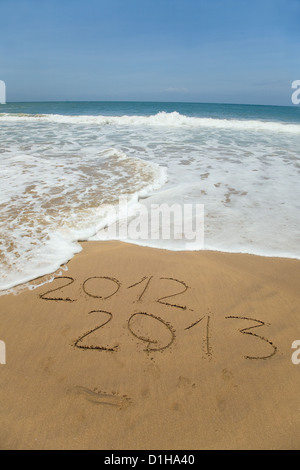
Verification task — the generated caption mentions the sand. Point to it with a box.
[0,241,300,450]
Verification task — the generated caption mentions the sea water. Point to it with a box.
[0,101,300,292]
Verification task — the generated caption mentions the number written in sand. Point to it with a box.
[39,274,191,306]
[185,315,212,359]
[39,274,278,360]
[73,310,277,360]
[156,277,189,311]
[127,276,154,302]
[226,316,277,360]
[83,277,121,300]
[128,312,176,352]
[39,277,76,302]
[127,275,190,309]
[74,310,176,353]
[74,310,119,352]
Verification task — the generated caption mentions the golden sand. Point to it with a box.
[0,241,300,449]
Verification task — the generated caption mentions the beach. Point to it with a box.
[1,101,300,450]
[1,241,300,450]
[1,0,300,452]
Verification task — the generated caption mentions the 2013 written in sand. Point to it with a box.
[39,274,279,361]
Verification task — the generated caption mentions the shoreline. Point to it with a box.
[2,241,300,298]
[1,241,300,449]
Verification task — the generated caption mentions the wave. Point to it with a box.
[1,111,300,134]
[0,148,168,293]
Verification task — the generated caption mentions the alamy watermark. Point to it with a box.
[0,80,6,104]
[0,341,6,365]
[291,80,300,105]
[95,197,205,249]
[291,341,300,365]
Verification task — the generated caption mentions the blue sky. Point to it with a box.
[0,0,299,105]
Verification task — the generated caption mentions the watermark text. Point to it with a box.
[0,80,6,104]
[291,340,300,365]
[95,197,204,250]
[292,80,300,105]
[0,340,6,365]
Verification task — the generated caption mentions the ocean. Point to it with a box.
[1,101,300,292]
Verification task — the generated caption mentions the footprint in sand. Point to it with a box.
[73,386,132,409]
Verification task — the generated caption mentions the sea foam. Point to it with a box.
[1,111,300,133]
[0,108,300,292]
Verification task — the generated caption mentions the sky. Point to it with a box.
[0,0,299,105]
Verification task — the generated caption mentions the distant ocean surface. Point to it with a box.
[1,101,300,292]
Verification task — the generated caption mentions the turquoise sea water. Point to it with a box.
[0,101,300,292]
[2,100,300,122]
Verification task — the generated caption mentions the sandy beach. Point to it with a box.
[0,241,300,450]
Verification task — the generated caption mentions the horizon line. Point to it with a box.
[1,100,297,109]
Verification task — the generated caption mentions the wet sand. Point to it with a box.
[0,241,300,450]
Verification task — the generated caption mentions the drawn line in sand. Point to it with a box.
[74,311,119,352]
[128,276,153,302]
[226,316,277,360]
[185,315,212,359]
[74,387,131,409]
[128,312,176,352]
[184,317,205,331]
[39,277,77,302]
[156,278,189,310]
[83,276,121,300]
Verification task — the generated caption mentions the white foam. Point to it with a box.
[1,111,300,293]
[0,145,168,292]
[1,111,300,134]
